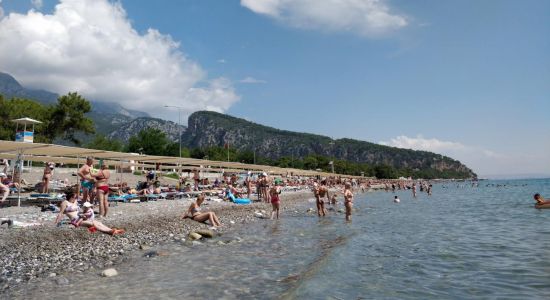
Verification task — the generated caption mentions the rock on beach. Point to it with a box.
[101,268,118,277]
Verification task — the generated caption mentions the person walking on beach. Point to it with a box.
[78,157,95,203]
[270,182,281,219]
[0,173,9,204]
[1,159,9,174]
[314,180,329,217]
[344,182,354,221]
[193,168,200,191]
[41,162,55,193]
[245,171,252,199]
[93,161,110,219]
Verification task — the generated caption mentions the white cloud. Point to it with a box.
[239,76,267,84]
[240,0,407,37]
[31,0,43,9]
[217,58,227,64]
[377,135,544,178]
[0,0,239,120]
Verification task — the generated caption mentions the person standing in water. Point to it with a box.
[269,182,281,219]
[344,182,354,221]
[412,183,417,198]
[314,180,329,217]
[427,184,433,196]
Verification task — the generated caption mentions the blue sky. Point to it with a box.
[0,0,548,177]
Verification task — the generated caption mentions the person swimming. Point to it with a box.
[534,193,550,206]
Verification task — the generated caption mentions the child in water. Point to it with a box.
[394,196,400,203]
[330,194,337,205]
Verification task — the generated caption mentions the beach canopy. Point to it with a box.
[10,117,43,125]
[0,139,366,179]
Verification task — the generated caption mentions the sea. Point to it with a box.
[16,179,550,299]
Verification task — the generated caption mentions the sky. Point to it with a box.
[0,0,548,178]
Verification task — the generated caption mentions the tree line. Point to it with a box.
[0,94,468,179]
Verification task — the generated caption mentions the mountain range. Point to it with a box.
[0,72,476,178]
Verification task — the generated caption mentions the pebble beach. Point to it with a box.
[0,187,314,296]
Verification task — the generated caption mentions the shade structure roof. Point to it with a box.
[10,117,43,125]
[0,140,364,179]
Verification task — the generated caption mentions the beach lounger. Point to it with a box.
[139,194,160,202]
[108,196,127,205]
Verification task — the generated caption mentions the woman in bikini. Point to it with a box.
[182,194,222,227]
[54,189,124,235]
[269,182,281,220]
[93,161,110,218]
[42,162,55,193]
[344,182,354,221]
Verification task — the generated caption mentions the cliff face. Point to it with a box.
[108,117,186,143]
[182,111,476,178]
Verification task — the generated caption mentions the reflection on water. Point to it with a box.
[15,179,550,299]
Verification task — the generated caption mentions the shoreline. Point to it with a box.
[0,190,318,294]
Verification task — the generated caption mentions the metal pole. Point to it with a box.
[17,149,22,207]
[178,108,182,158]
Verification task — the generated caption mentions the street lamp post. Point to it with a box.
[328,140,335,173]
[164,105,183,158]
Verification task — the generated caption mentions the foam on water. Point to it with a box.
[15,179,550,299]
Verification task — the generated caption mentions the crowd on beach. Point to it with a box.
[3,155,548,237]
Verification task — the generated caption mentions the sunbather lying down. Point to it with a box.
[182,194,222,227]
[55,189,124,235]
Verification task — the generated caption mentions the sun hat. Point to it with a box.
[0,173,6,177]
[262,172,267,176]
[83,202,93,208]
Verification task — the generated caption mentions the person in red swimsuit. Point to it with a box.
[93,161,110,219]
[269,182,281,220]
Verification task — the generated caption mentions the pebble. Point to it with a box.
[195,229,214,238]
[48,273,56,277]
[254,212,264,218]
[101,268,118,277]
[55,277,69,285]
[188,232,202,240]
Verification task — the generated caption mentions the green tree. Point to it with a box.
[127,128,170,155]
[43,92,95,144]
[303,155,318,170]
[0,96,50,142]
[85,135,123,151]
[374,164,397,179]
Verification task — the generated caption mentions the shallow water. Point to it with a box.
[14,179,550,299]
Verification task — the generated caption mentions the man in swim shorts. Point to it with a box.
[78,157,95,203]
